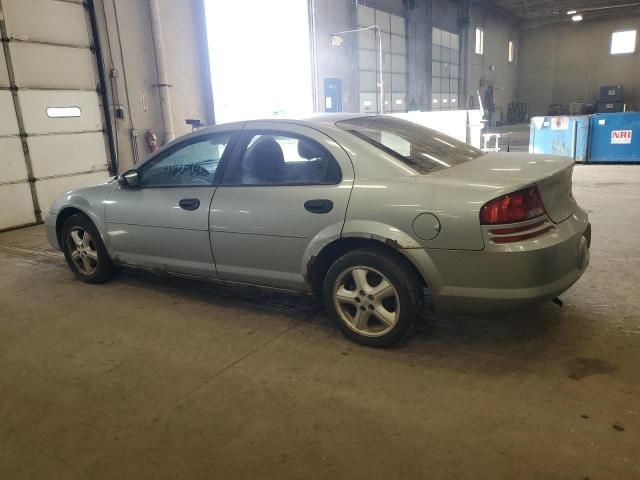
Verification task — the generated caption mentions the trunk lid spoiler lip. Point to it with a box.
[430,152,575,183]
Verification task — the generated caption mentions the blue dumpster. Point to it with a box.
[588,112,640,163]
[529,115,590,162]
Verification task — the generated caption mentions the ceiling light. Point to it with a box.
[571,14,583,21]
[567,10,577,14]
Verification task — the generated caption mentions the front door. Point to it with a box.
[105,128,239,277]
[209,122,354,290]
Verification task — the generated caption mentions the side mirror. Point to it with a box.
[117,169,140,188]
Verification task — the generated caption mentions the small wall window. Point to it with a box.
[508,40,514,62]
[611,30,637,55]
[475,27,484,55]
[47,107,81,118]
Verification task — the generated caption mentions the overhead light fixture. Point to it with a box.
[572,14,583,21]
[567,10,577,14]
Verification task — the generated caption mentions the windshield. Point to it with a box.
[336,116,484,174]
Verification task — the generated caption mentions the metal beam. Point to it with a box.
[488,0,640,21]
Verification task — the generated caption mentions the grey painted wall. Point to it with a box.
[465,4,519,123]
[94,0,212,171]
[518,16,640,117]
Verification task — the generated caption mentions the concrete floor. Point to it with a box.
[1,166,639,479]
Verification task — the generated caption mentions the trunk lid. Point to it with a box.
[434,152,577,223]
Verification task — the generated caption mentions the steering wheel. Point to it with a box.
[189,164,210,177]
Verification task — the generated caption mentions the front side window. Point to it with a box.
[337,116,484,174]
[223,132,341,186]
[139,133,233,187]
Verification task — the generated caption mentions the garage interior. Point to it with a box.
[1,0,639,478]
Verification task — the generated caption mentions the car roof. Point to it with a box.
[195,113,374,134]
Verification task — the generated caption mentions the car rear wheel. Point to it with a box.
[61,213,118,284]
[323,247,423,347]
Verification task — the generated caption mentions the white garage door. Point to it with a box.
[0,0,111,230]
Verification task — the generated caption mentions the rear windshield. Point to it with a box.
[336,116,484,174]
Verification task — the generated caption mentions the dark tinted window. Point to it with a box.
[224,133,341,186]
[336,116,484,174]
[139,133,233,187]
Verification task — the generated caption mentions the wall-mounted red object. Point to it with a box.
[145,130,158,153]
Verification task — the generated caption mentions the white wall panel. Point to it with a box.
[391,34,406,55]
[390,15,405,36]
[391,54,406,73]
[381,32,391,52]
[0,92,19,136]
[376,11,391,32]
[392,73,406,90]
[18,90,103,134]
[28,132,108,178]
[0,184,36,230]
[9,43,95,90]
[35,171,109,215]
[358,29,376,50]
[358,50,377,71]
[359,92,377,113]
[356,5,375,26]
[3,0,90,47]
[0,47,9,87]
[0,138,29,183]
[359,71,377,91]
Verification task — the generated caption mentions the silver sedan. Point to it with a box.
[45,114,591,347]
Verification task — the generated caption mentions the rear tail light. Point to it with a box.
[481,187,550,243]
[480,186,546,225]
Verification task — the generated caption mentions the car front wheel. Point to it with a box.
[323,247,424,347]
[61,213,118,284]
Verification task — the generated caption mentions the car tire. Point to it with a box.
[323,247,424,347]
[61,213,118,284]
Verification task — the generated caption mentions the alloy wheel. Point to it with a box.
[67,227,98,276]
[333,265,400,337]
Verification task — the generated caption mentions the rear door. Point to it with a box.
[209,123,354,290]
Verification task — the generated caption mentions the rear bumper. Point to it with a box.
[404,209,590,314]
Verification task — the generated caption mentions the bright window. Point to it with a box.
[205,0,313,122]
[508,40,514,62]
[47,107,81,118]
[475,27,484,55]
[611,30,636,55]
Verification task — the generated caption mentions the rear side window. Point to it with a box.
[336,116,484,174]
[223,132,342,186]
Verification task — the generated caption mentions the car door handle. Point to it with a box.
[304,199,333,214]
[179,198,200,211]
